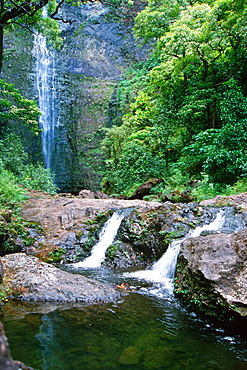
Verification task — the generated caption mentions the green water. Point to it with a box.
[2,267,247,370]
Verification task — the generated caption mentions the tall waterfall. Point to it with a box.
[125,211,225,290]
[33,33,56,168]
[74,210,129,268]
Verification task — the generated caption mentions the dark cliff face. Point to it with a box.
[3,1,147,192]
[2,29,42,163]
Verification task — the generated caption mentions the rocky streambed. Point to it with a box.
[1,190,247,323]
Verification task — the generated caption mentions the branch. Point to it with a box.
[170,53,181,59]
[50,0,65,18]
[30,0,48,15]
[7,20,36,33]
[50,0,102,24]
[50,0,76,25]
[215,59,245,87]
[1,0,48,23]
[9,0,32,16]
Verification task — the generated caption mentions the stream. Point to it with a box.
[2,208,247,369]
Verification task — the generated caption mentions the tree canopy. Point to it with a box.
[102,0,247,199]
[0,78,40,134]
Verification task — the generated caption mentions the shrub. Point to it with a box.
[18,163,58,194]
[0,165,26,209]
[0,132,58,194]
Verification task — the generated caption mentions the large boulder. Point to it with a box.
[175,228,247,321]
[128,179,164,200]
[0,253,120,303]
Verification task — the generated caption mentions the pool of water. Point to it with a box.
[2,266,247,370]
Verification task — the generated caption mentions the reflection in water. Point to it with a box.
[4,293,247,370]
[36,315,61,370]
[3,208,247,369]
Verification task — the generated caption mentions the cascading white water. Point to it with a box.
[33,32,56,168]
[125,211,225,290]
[74,210,127,268]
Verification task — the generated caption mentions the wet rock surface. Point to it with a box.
[20,191,246,269]
[105,204,244,268]
[3,190,245,321]
[175,228,247,319]
[20,191,167,264]
[0,321,35,369]
[1,253,120,303]
[199,191,247,211]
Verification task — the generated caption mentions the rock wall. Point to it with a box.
[2,28,42,163]
[175,227,247,322]
[2,1,147,192]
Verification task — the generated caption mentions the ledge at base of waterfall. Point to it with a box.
[1,253,120,304]
[17,190,247,321]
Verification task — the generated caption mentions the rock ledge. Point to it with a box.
[1,253,120,303]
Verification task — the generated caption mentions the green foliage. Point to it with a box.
[0,79,40,134]
[133,0,180,42]
[0,133,58,194]
[19,163,58,194]
[227,177,247,195]
[0,172,32,256]
[183,80,247,184]
[190,174,228,201]
[101,0,247,198]
[0,165,27,209]
[35,12,63,49]
[0,285,10,302]
[159,167,190,195]
[106,244,119,260]
[0,133,57,258]
[44,247,66,263]
[103,141,167,195]
[0,132,28,175]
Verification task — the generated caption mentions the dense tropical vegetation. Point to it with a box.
[0,79,57,199]
[102,0,247,200]
[1,0,247,207]
[0,80,57,254]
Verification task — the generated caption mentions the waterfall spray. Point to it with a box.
[124,211,226,292]
[33,33,56,168]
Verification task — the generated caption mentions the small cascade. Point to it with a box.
[33,32,56,169]
[125,211,225,290]
[74,210,128,268]
[152,210,225,280]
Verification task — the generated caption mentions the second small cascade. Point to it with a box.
[125,211,226,289]
[33,33,56,169]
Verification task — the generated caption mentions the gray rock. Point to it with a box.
[1,253,120,303]
[175,228,247,319]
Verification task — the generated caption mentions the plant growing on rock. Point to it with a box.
[43,247,66,263]
[105,244,119,260]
